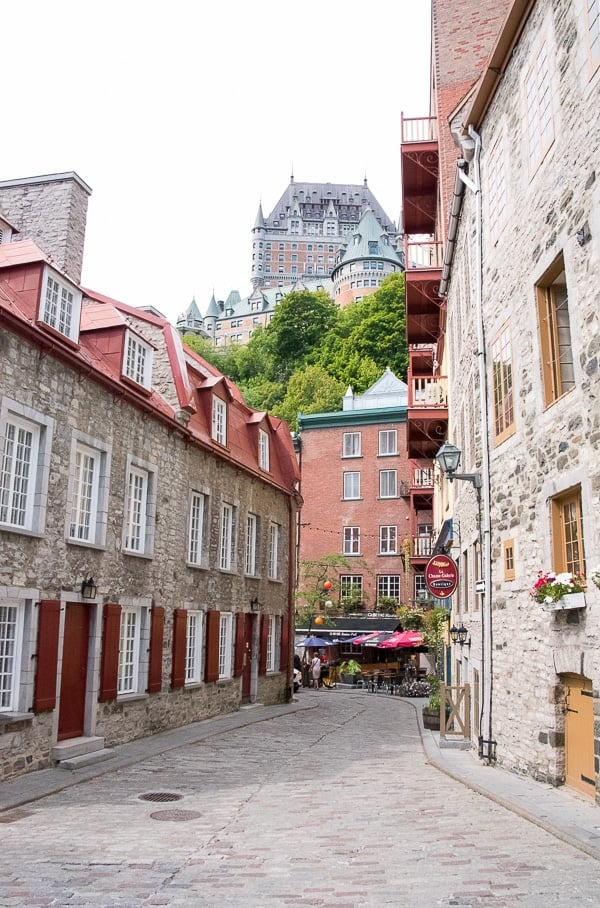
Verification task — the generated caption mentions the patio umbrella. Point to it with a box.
[362,631,396,647]
[348,631,384,645]
[377,630,424,648]
[296,635,332,647]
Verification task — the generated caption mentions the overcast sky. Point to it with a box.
[3,1,431,325]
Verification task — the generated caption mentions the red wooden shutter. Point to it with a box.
[99,604,121,702]
[280,614,290,673]
[204,609,220,682]
[234,613,245,677]
[147,606,164,693]
[33,599,61,712]
[259,614,269,675]
[171,608,187,689]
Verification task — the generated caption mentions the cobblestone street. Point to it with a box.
[1,690,599,906]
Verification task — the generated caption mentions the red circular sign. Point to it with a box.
[425,554,458,598]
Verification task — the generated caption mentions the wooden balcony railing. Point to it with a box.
[410,376,448,407]
[413,536,433,558]
[401,114,438,144]
[405,239,444,270]
[412,468,434,488]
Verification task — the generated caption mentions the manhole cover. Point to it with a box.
[138,791,183,803]
[150,809,201,822]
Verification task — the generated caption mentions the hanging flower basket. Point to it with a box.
[530,571,587,611]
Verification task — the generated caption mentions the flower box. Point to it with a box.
[541,591,587,612]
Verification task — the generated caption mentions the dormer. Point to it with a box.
[39,266,83,344]
[122,328,153,391]
[0,211,17,244]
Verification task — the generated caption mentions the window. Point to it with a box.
[185,611,203,683]
[123,462,155,556]
[342,432,361,458]
[537,254,574,406]
[268,522,281,580]
[343,472,360,499]
[212,395,227,445]
[218,612,233,678]
[67,439,110,546]
[259,429,270,471]
[117,605,150,694]
[219,502,236,570]
[379,470,397,498]
[551,487,586,576]
[0,602,23,711]
[491,324,515,442]
[343,526,360,555]
[39,268,82,342]
[340,575,362,607]
[415,574,428,600]
[123,330,153,389]
[0,402,53,535]
[246,513,258,575]
[266,617,277,672]
[588,0,599,69]
[188,491,207,566]
[378,430,397,455]
[487,136,507,238]
[503,539,515,581]
[525,44,554,169]
[379,526,397,555]
[378,575,400,604]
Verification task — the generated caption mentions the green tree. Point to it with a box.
[276,365,346,431]
[265,290,339,380]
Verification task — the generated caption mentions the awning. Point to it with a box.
[432,518,453,555]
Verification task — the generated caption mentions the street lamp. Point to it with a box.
[450,623,471,647]
[435,441,482,488]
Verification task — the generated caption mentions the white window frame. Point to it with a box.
[525,41,554,170]
[258,429,270,471]
[39,266,82,343]
[340,575,363,604]
[266,616,277,673]
[487,135,507,240]
[123,329,153,390]
[0,400,54,536]
[378,430,397,456]
[343,471,360,500]
[587,0,599,71]
[342,432,361,458]
[246,513,258,576]
[218,612,233,678]
[415,575,428,599]
[379,525,398,555]
[377,575,400,603]
[185,611,204,684]
[0,600,24,712]
[379,470,397,498]
[122,456,156,557]
[66,434,111,547]
[212,395,227,445]
[343,526,360,555]
[268,522,281,580]
[219,502,236,571]
[117,602,150,696]
[188,491,208,567]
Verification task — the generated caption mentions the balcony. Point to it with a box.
[407,375,448,460]
[405,237,444,344]
[412,535,433,559]
[401,114,439,236]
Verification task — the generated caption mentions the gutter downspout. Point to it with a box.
[467,124,494,764]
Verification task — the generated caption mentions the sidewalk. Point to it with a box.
[2,692,600,864]
[411,699,600,862]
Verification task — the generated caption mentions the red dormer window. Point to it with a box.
[40,267,82,343]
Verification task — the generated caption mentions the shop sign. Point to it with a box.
[425,554,458,598]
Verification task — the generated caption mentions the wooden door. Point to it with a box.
[242,613,254,699]
[57,603,90,740]
[565,674,595,797]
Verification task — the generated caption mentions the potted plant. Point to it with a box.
[530,570,587,610]
[339,659,362,685]
[422,674,441,730]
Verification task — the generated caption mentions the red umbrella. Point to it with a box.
[377,630,424,648]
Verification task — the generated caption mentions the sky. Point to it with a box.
[2,1,431,326]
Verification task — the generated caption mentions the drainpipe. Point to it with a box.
[467,125,494,763]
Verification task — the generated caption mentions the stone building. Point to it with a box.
[402,0,600,797]
[296,368,434,613]
[176,179,401,347]
[0,174,300,780]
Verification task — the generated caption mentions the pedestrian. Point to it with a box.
[311,653,322,689]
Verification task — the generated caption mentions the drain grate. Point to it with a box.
[150,809,201,822]
[138,791,183,803]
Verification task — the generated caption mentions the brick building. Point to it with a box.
[296,368,434,614]
[402,0,600,796]
[0,173,300,780]
[176,179,401,347]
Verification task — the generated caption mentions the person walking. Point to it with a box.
[310,653,322,689]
